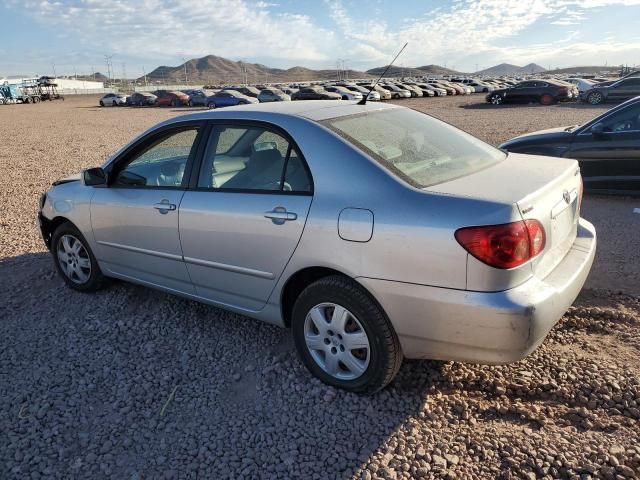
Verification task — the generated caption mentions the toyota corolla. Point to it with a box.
[38,101,596,393]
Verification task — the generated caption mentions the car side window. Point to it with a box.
[113,128,199,188]
[600,104,640,132]
[198,125,312,193]
[620,79,640,88]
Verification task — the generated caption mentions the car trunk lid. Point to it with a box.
[425,152,581,278]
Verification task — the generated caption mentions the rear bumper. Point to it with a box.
[358,218,596,364]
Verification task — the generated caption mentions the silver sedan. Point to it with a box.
[38,101,596,393]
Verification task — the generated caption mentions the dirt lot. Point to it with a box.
[1,95,638,479]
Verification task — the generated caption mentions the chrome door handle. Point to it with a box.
[153,202,176,213]
[265,207,297,224]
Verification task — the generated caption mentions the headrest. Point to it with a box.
[248,148,282,166]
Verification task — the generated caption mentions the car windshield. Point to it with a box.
[321,108,505,188]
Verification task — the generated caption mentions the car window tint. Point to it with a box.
[322,108,505,188]
[114,128,198,188]
[199,126,302,192]
[600,104,640,132]
[621,79,640,87]
[284,149,312,193]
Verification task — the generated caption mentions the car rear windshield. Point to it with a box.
[320,108,505,188]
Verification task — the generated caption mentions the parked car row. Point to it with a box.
[99,76,495,110]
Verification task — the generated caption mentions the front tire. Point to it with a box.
[587,91,604,105]
[292,276,402,394]
[51,222,106,292]
[99,100,104,107]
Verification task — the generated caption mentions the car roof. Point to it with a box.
[165,100,398,122]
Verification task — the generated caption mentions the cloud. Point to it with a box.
[10,0,336,64]
[323,0,640,70]
[4,0,640,73]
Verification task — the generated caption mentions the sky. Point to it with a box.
[1,0,640,78]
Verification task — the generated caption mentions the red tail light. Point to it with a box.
[455,220,546,269]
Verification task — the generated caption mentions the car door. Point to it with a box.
[508,82,533,103]
[179,122,313,312]
[91,122,204,292]
[611,78,640,101]
[567,102,640,192]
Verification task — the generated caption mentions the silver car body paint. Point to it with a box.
[41,101,596,363]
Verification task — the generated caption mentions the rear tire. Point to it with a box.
[539,94,555,105]
[51,222,107,292]
[99,100,104,107]
[587,91,604,105]
[291,275,403,394]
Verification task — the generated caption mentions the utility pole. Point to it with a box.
[52,63,57,78]
[122,63,127,88]
[182,57,188,85]
[104,55,114,86]
[143,66,147,86]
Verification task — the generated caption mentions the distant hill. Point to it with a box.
[416,64,463,75]
[474,63,546,76]
[142,55,371,84]
[365,64,462,77]
[366,65,429,77]
[75,72,109,82]
[543,65,621,75]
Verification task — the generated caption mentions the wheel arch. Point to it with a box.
[40,215,77,250]
[280,266,380,328]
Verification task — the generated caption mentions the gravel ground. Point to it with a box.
[1,95,638,479]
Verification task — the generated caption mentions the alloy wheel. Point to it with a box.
[303,303,370,381]
[491,94,503,105]
[56,234,91,284]
[588,92,603,105]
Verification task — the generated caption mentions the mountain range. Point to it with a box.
[75,55,619,86]
[142,55,371,84]
[140,55,465,83]
[473,63,546,76]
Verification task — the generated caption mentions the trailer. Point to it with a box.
[37,76,64,101]
[19,82,42,103]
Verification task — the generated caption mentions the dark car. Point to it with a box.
[500,96,640,194]
[487,80,578,105]
[581,77,640,105]
[154,90,190,107]
[291,86,341,101]
[205,90,258,108]
[126,92,157,106]
[183,89,216,107]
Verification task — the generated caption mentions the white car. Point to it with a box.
[566,78,597,94]
[99,93,128,107]
[342,84,381,101]
[324,86,363,101]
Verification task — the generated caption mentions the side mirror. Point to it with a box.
[590,123,607,137]
[83,167,107,186]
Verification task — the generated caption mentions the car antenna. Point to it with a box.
[358,42,408,105]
